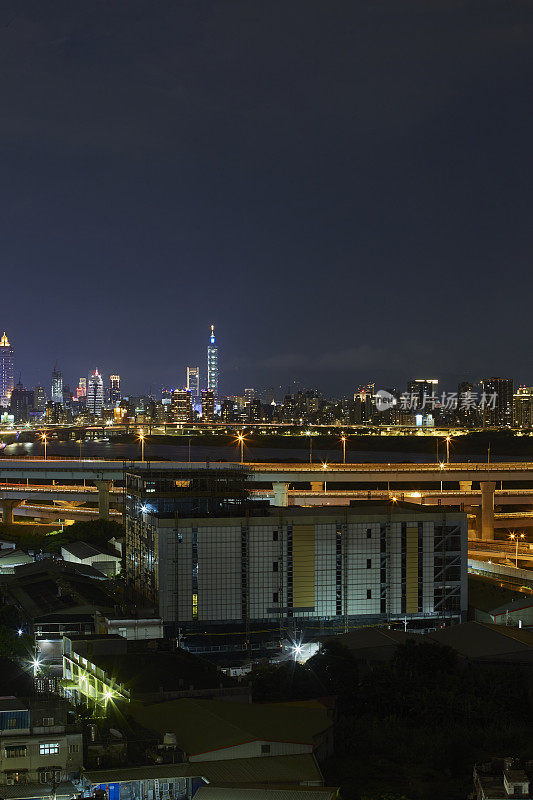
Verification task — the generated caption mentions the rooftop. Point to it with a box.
[62,541,120,560]
[127,699,332,756]
[85,753,323,786]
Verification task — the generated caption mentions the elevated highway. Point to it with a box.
[1,458,533,483]
[1,458,533,537]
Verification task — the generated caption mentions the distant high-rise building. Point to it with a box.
[51,364,63,404]
[207,324,218,398]
[407,378,438,409]
[9,378,33,423]
[76,377,87,400]
[480,377,514,427]
[171,389,193,424]
[0,332,14,407]
[109,375,121,404]
[33,384,46,412]
[87,369,104,417]
[187,366,200,398]
[514,387,533,429]
[201,389,214,423]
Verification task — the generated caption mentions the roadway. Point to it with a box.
[2,458,533,484]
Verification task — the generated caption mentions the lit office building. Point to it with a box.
[9,379,33,423]
[76,377,87,400]
[51,364,63,404]
[480,377,514,427]
[207,324,218,398]
[407,378,438,409]
[87,369,104,417]
[109,374,121,404]
[171,389,193,423]
[0,332,14,407]
[201,389,214,423]
[514,387,533,428]
[33,384,47,412]
[125,467,467,652]
[187,366,200,398]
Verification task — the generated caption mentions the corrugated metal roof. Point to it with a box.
[84,753,323,785]
[194,788,337,800]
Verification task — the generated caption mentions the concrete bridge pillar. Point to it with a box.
[460,481,473,492]
[1,500,22,524]
[474,508,482,539]
[480,481,496,541]
[310,482,323,493]
[272,482,289,507]
[95,481,113,519]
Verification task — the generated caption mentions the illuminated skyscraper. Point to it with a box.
[0,332,14,407]
[76,377,87,400]
[201,389,214,423]
[87,369,104,417]
[171,389,193,423]
[109,375,121,404]
[33,384,46,412]
[480,377,514,427]
[207,324,218,398]
[51,364,63,403]
[187,366,200,397]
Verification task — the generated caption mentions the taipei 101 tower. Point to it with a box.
[207,324,218,399]
[0,332,14,407]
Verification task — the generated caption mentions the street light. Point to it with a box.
[40,432,47,461]
[509,531,526,568]
[322,462,328,493]
[237,432,245,464]
[439,461,445,492]
[138,430,145,462]
[445,435,452,464]
[341,435,346,465]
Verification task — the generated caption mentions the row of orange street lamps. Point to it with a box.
[38,430,453,467]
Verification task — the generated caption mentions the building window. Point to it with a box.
[39,743,60,756]
[39,770,61,784]
[68,744,79,754]
[261,744,271,754]
[272,592,279,603]
[366,528,372,539]
[5,746,27,758]
[6,718,18,729]
[272,530,278,541]
[6,772,25,784]
[366,589,372,599]
[42,717,54,727]
[366,559,372,569]
[272,561,278,572]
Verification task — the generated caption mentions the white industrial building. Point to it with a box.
[125,469,467,651]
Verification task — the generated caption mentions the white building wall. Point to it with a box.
[176,526,193,623]
[423,521,435,613]
[188,739,313,762]
[315,523,335,617]
[345,523,380,616]
[388,522,403,616]
[198,525,241,621]
[249,523,280,619]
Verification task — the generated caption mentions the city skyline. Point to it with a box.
[3,324,533,402]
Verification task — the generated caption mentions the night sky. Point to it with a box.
[2,1,533,397]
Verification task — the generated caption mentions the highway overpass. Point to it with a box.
[1,458,533,536]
